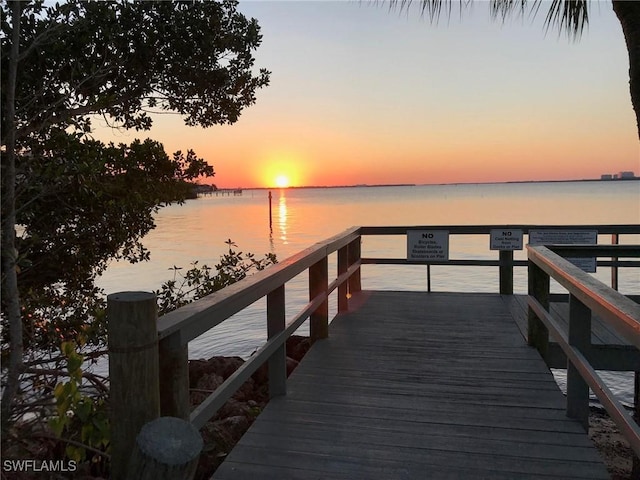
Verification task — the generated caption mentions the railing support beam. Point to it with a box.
[348,237,362,294]
[310,257,329,342]
[159,333,190,420]
[567,294,592,430]
[338,245,349,312]
[499,250,514,295]
[611,233,619,291]
[267,285,287,398]
[528,261,550,354]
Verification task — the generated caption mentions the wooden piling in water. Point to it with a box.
[268,190,272,231]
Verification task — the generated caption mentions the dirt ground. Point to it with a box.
[589,407,636,480]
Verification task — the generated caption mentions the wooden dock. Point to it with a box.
[107,225,638,477]
[213,291,610,479]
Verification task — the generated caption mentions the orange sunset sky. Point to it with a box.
[94,1,639,188]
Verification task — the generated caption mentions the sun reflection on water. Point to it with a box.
[278,191,288,244]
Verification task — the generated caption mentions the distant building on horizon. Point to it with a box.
[600,171,636,180]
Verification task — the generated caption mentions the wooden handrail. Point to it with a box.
[528,245,640,348]
[527,244,640,457]
[157,226,361,343]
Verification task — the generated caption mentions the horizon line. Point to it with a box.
[210,176,639,191]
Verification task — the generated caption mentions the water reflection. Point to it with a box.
[278,191,288,244]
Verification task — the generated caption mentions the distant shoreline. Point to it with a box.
[216,177,639,191]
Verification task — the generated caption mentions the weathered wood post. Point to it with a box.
[527,261,550,354]
[499,250,514,295]
[611,233,619,291]
[310,256,329,343]
[337,245,349,313]
[267,285,286,398]
[108,291,160,480]
[127,416,203,480]
[347,237,362,294]
[566,294,591,430]
[159,333,190,420]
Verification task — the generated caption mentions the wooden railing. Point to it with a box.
[527,244,640,457]
[107,224,639,476]
[359,224,640,294]
[107,227,362,478]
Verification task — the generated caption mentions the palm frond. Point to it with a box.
[490,0,589,39]
[543,0,589,40]
[384,0,589,39]
[386,1,466,23]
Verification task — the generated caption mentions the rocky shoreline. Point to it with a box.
[190,335,636,479]
[589,406,635,479]
[189,335,312,479]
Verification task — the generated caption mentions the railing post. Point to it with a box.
[267,285,286,398]
[338,245,349,312]
[499,250,514,295]
[108,291,160,480]
[567,294,592,430]
[527,261,550,354]
[612,233,619,291]
[159,332,190,420]
[310,256,329,343]
[348,236,362,294]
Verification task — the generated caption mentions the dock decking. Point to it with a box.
[213,291,610,479]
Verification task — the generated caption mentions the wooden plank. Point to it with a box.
[219,443,606,479]
[258,397,592,436]
[213,291,609,480]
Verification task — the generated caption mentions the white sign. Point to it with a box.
[490,229,523,251]
[407,230,449,261]
[528,230,598,272]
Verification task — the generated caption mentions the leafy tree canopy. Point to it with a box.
[12,132,215,350]
[0,0,270,353]
[1,0,270,141]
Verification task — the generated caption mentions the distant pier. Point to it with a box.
[214,188,242,197]
[194,185,243,197]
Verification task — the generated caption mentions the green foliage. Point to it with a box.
[6,132,213,352]
[0,0,270,354]
[157,240,277,315]
[49,341,109,466]
[1,0,270,138]
[0,0,271,437]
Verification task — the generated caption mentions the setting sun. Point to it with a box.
[275,175,290,188]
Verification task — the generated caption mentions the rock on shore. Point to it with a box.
[189,335,311,479]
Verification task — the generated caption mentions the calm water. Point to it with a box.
[97,181,640,403]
